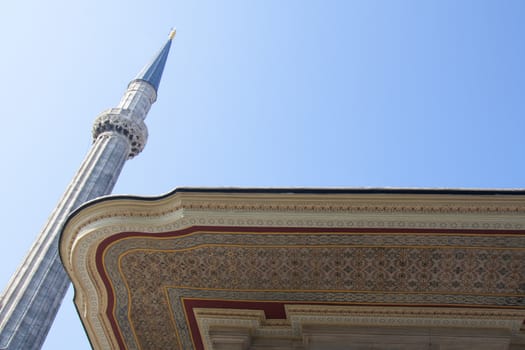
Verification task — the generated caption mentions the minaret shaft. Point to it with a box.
[0,134,130,349]
[0,32,174,349]
[118,80,157,121]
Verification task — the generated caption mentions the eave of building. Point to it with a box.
[59,188,525,350]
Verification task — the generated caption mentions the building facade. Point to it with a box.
[60,188,525,349]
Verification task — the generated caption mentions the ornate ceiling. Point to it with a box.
[60,189,525,349]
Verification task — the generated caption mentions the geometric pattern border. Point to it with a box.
[96,226,525,349]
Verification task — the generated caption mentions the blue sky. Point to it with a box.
[0,0,524,348]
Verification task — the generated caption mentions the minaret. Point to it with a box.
[0,30,175,350]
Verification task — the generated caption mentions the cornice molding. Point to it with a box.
[59,190,525,350]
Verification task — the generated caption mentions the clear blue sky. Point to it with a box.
[0,0,524,348]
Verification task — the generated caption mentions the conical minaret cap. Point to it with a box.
[133,29,176,92]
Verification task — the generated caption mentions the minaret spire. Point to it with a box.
[134,28,176,93]
[0,31,174,350]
